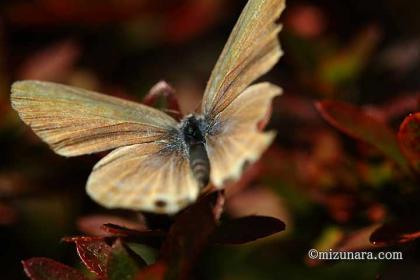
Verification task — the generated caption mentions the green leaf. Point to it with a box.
[126,242,159,266]
[107,239,143,280]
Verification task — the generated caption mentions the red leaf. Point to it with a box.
[101,223,165,248]
[17,40,79,81]
[142,81,182,120]
[22,258,87,280]
[165,0,221,43]
[370,220,420,246]
[63,237,111,278]
[306,225,383,266]
[315,100,409,171]
[77,214,147,237]
[101,223,150,237]
[134,261,167,280]
[211,215,285,245]
[398,113,420,173]
[335,225,383,252]
[160,191,224,279]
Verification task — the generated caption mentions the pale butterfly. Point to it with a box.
[11,0,285,214]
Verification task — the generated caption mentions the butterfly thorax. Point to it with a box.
[180,114,210,189]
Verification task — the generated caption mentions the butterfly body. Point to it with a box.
[11,0,286,214]
[180,114,211,188]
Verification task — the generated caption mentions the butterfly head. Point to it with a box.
[181,114,207,145]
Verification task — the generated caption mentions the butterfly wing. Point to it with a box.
[86,142,199,214]
[12,80,199,213]
[206,82,281,187]
[202,0,285,118]
[202,0,285,187]
[11,80,177,156]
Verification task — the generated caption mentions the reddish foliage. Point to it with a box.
[0,202,18,225]
[307,225,384,266]
[370,220,420,245]
[101,223,154,237]
[22,191,286,280]
[159,191,223,279]
[17,40,80,82]
[22,258,87,280]
[398,113,420,173]
[211,215,285,245]
[286,4,326,39]
[142,81,183,120]
[315,100,409,171]
[6,1,149,26]
[134,261,167,280]
[77,214,147,237]
[63,237,111,278]
[101,223,165,248]
[165,0,221,43]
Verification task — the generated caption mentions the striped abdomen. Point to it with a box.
[188,143,210,188]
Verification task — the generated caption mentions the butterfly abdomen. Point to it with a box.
[189,143,210,188]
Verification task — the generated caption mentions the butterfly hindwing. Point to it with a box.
[11,80,177,156]
[86,142,199,214]
[206,82,281,187]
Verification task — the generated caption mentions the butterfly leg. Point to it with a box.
[143,80,183,120]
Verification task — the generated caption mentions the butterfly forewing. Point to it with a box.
[11,80,197,213]
[202,0,285,118]
[11,80,177,156]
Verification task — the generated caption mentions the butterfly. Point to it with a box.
[11,0,285,214]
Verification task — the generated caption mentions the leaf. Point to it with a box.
[315,100,409,172]
[63,236,111,278]
[210,215,285,245]
[101,223,165,248]
[17,40,79,81]
[22,258,87,280]
[77,214,147,236]
[160,191,224,279]
[142,81,182,120]
[335,225,383,252]
[101,223,160,237]
[226,186,289,221]
[127,243,159,266]
[107,239,143,280]
[307,225,383,266]
[370,219,420,246]
[318,26,380,86]
[398,113,420,173]
[134,261,167,280]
